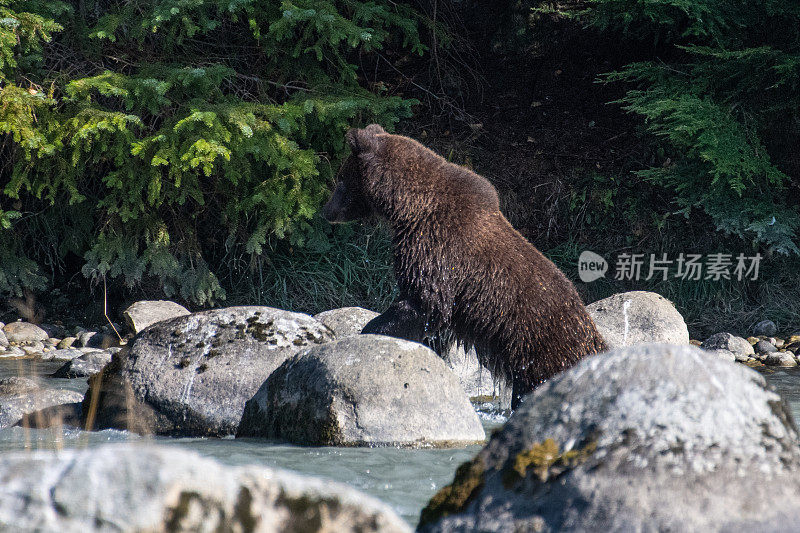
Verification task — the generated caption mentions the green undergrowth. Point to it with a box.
[220,222,396,315]
[532,0,800,255]
[219,218,800,339]
[547,239,800,340]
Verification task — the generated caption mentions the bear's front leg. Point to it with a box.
[361,299,427,343]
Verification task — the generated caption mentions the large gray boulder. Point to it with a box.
[418,344,800,532]
[314,306,379,337]
[314,307,510,406]
[0,444,410,533]
[123,299,191,334]
[2,321,48,344]
[587,291,689,348]
[0,377,84,429]
[238,335,485,447]
[82,306,335,436]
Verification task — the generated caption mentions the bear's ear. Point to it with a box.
[346,124,384,154]
[363,124,385,136]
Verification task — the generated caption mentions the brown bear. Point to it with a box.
[323,124,606,408]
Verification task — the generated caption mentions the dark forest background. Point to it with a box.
[1,0,798,337]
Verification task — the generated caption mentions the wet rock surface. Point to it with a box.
[52,351,113,378]
[0,377,84,429]
[313,307,510,407]
[41,348,86,362]
[443,345,511,408]
[2,322,48,344]
[587,291,689,348]
[313,306,379,337]
[82,306,335,436]
[16,402,83,429]
[419,344,800,532]
[0,444,411,533]
[238,335,486,447]
[702,332,755,357]
[123,300,191,335]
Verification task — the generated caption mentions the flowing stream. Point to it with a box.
[1,358,799,526]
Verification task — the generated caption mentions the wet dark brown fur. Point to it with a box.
[323,124,607,407]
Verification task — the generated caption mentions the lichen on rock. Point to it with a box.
[418,457,485,528]
[501,435,599,488]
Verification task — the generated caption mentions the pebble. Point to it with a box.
[754,340,778,354]
[753,320,777,337]
[701,331,800,368]
[764,352,798,367]
[57,337,76,349]
[77,331,98,347]
[701,333,754,357]
[77,331,117,349]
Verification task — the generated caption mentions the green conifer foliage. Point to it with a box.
[0,0,425,302]
[575,0,800,254]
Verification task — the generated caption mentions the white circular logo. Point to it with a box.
[578,251,607,282]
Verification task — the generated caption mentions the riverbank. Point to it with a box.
[1,294,800,529]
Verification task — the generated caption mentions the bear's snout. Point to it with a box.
[322,181,371,223]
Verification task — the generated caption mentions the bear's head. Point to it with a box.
[322,124,385,223]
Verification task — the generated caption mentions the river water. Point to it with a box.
[1,358,799,526]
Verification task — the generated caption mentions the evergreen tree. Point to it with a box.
[0,0,426,302]
[566,0,800,254]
